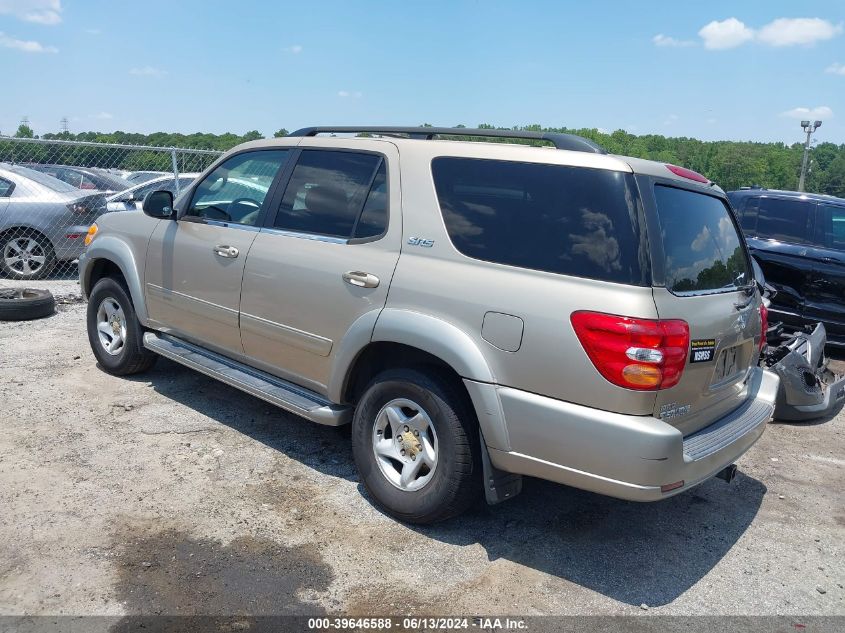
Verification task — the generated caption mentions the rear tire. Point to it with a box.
[86,277,157,375]
[351,368,480,524]
[0,231,56,280]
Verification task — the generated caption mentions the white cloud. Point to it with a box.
[284,44,303,54]
[129,66,167,77]
[85,28,101,35]
[652,33,695,47]
[698,18,755,49]
[780,105,834,120]
[91,112,113,120]
[0,0,62,25]
[825,62,845,75]
[337,90,362,98]
[0,31,57,53]
[663,114,679,126]
[757,18,842,47]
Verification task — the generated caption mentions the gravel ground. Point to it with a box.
[0,279,843,621]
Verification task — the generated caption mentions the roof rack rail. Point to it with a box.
[287,126,607,154]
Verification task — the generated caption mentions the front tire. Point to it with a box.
[86,277,157,375]
[351,368,480,524]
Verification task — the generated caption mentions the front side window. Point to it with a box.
[432,157,647,285]
[752,197,814,243]
[816,204,845,252]
[187,150,290,225]
[655,186,750,294]
[0,177,13,197]
[274,150,385,238]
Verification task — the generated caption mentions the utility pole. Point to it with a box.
[60,117,69,134]
[798,119,822,192]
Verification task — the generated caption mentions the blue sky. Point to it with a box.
[1,0,843,144]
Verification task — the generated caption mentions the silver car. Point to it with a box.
[104,174,199,213]
[79,126,779,523]
[1,163,106,279]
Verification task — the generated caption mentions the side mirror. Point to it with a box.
[142,190,174,219]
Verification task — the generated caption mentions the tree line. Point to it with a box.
[7,122,845,197]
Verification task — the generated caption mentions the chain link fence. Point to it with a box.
[0,137,223,279]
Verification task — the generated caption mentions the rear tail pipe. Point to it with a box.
[716,464,737,483]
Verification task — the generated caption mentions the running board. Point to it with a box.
[143,332,351,426]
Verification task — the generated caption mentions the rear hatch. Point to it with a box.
[648,183,764,436]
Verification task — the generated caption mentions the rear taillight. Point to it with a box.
[571,311,690,391]
[67,202,91,214]
[759,304,768,352]
[665,164,710,184]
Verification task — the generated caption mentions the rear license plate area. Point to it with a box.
[712,345,739,384]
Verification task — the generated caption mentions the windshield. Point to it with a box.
[655,185,750,294]
[8,165,78,193]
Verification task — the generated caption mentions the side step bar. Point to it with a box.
[143,332,351,426]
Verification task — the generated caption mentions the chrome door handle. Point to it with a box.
[343,271,380,288]
[214,245,239,259]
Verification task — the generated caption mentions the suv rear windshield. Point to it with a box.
[431,157,647,285]
[655,185,750,294]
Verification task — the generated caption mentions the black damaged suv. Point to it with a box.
[727,188,845,347]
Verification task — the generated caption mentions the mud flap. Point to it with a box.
[480,432,522,505]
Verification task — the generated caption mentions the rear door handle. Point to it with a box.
[343,271,380,288]
[214,245,239,259]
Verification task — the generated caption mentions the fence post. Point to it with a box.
[170,148,181,196]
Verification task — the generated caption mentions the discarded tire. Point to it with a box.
[0,288,56,321]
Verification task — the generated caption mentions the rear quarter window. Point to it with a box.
[655,185,750,294]
[431,157,647,285]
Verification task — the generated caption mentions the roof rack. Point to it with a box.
[287,126,607,154]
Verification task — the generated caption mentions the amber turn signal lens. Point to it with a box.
[621,363,662,387]
[84,224,98,246]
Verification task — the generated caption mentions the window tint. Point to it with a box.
[354,161,388,239]
[753,197,813,243]
[274,150,383,238]
[737,197,759,232]
[816,205,845,252]
[654,186,750,293]
[187,150,289,225]
[0,177,13,197]
[431,157,647,285]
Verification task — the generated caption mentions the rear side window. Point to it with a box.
[747,197,814,243]
[0,177,13,197]
[655,186,750,294]
[274,150,385,239]
[816,204,845,252]
[431,158,647,285]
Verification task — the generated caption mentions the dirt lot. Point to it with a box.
[1,279,843,621]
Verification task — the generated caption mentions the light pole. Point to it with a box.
[798,119,822,192]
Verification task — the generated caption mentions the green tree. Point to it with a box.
[273,128,290,137]
[14,124,35,138]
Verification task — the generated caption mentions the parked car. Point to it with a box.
[727,188,845,348]
[124,171,169,185]
[80,126,778,524]
[0,163,107,279]
[25,164,132,193]
[104,174,198,212]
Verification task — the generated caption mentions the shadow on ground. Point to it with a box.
[122,358,766,608]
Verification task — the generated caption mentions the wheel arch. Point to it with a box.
[0,225,57,250]
[81,236,148,323]
[331,309,510,451]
